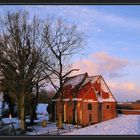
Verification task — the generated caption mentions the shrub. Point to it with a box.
[1,108,10,118]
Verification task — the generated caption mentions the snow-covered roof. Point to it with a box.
[60,73,116,103]
[97,95,115,103]
[81,76,99,86]
[64,73,87,88]
[93,77,116,103]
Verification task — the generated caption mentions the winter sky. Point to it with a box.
[0,5,140,102]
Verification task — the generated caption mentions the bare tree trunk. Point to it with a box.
[51,101,56,122]
[30,97,36,124]
[35,83,39,107]
[20,95,25,133]
[29,83,39,123]
[73,101,77,124]
[57,100,63,129]
[42,17,85,129]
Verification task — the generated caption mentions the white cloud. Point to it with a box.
[2,5,140,33]
[32,5,140,31]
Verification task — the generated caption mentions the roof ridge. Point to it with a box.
[87,75,101,78]
[68,72,88,79]
[64,73,88,82]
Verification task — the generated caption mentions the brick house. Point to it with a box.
[52,73,117,127]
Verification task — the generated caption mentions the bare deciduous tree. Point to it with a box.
[43,18,85,128]
[0,11,46,133]
[0,11,86,132]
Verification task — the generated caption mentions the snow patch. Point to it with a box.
[36,103,48,115]
[83,99,97,103]
[72,98,82,101]
[63,115,140,135]
[82,76,99,86]
[97,95,115,102]
[63,98,70,101]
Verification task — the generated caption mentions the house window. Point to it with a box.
[89,114,92,122]
[88,103,92,110]
[106,105,110,109]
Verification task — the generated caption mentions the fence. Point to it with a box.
[37,125,75,135]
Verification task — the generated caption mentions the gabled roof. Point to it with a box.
[64,72,88,88]
[81,75,100,87]
[52,73,88,101]
[52,73,116,103]
[81,75,116,103]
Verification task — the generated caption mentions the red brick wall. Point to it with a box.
[101,102,117,121]
[65,101,74,123]
[81,102,99,126]
[102,92,109,99]
[94,83,101,91]
[55,101,117,126]
[64,101,83,124]
[63,101,100,126]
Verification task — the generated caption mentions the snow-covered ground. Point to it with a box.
[63,115,140,135]
[25,122,81,135]
[25,122,58,135]
[1,99,140,136]
[24,114,140,135]
[0,102,49,135]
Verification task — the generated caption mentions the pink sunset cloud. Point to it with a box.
[72,51,128,78]
[71,51,140,101]
[92,51,128,73]
[107,81,140,102]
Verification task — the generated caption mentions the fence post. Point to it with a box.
[69,125,70,132]
[57,128,59,135]
[11,122,16,135]
[35,130,37,135]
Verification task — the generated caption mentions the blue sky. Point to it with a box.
[0,5,140,102]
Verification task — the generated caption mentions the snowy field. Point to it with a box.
[63,115,140,135]
[1,99,140,136]
[1,114,140,135]
[25,114,140,135]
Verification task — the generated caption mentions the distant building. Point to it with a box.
[52,73,117,127]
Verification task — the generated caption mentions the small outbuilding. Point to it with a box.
[52,73,117,127]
